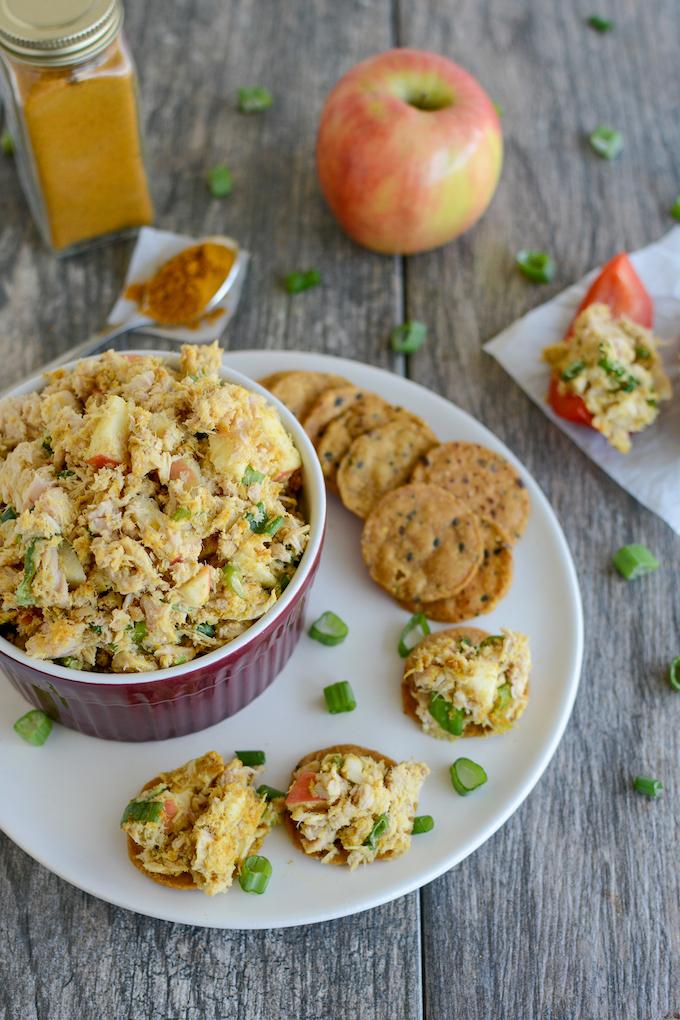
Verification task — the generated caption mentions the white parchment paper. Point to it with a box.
[484,228,680,533]
[107,227,249,342]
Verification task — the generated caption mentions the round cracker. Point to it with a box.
[401,626,492,737]
[337,419,439,519]
[284,744,403,866]
[361,483,483,602]
[125,773,196,890]
[302,385,366,446]
[266,371,349,419]
[257,371,290,391]
[411,442,530,542]
[401,519,513,623]
[316,393,394,487]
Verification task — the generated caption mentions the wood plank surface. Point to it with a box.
[1,0,679,1018]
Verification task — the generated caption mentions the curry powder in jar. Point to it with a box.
[0,0,154,255]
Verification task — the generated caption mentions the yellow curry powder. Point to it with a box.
[126,243,237,326]
[13,40,153,251]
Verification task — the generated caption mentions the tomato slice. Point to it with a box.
[549,252,653,426]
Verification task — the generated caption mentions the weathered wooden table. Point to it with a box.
[1,1,678,1017]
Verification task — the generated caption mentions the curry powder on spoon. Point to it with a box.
[126,243,237,326]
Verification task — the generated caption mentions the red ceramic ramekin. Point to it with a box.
[0,352,326,741]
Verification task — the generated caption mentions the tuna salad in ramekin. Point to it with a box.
[0,342,326,741]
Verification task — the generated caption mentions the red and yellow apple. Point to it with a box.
[316,48,502,255]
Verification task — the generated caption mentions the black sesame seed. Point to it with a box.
[334,396,344,407]
[323,452,333,461]
[406,551,414,562]
[356,461,363,469]
[399,525,405,535]
[451,518,460,526]
[480,594,490,602]
[458,542,465,552]
[433,537,440,548]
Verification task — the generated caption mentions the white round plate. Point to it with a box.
[0,351,583,929]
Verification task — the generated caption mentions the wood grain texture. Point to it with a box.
[1,0,680,1018]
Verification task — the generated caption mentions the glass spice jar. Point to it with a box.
[0,0,154,255]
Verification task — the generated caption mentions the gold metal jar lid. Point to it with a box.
[0,0,122,65]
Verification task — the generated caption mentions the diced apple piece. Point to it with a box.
[86,395,130,469]
[174,565,212,608]
[259,406,301,476]
[59,541,86,586]
[208,434,251,483]
[169,456,202,487]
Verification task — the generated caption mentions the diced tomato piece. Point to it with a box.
[164,798,177,818]
[285,771,326,806]
[548,376,594,426]
[566,252,652,336]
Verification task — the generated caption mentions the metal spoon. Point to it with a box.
[2,237,242,397]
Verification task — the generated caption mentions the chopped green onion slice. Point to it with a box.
[668,657,680,692]
[16,537,42,607]
[478,634,504,650]
[412,815,434,835]
[429,693,466,736]
[57,469,75,479]
[323,680,357,714]
[235,750,266,766]
[121,798,164,824]
[363,813,389,850]
[237,86,273,114]
[239,854,272,894]
[196,622,216,637]
[390,320,427,355]
[516,250,555,283]
[634,346,651,360]
[560,360,586,381]
[57,656,81,669]
[586,14,614,31]
[246,502,267,532]
[13,709,52,746]
[129,621,147,646]
[0,505,18,523]
[263,515,284,536]
[257,784,286,801]
[309,610,349,646]
[207,163,233,198]
[633,776,663,798]
[612,543,659,580]
[398,612,431,657]
[285,269,321,294]
[1,129,13,156]
[223,563,246,598]
[88,623,103,635]
[589,124,623,160]
[494,682,512,712]
[171,506,191,521]
[242,465,265,486]
[42,436,53,456]
[450,757,488,796]
[671,197,680,222]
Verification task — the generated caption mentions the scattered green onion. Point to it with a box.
[239,854,272,894]
[257,784,286,801]
[1,129,13,156]
[120,798,164,825]
[246,502,267,532]
[390,320,427,355]
[196,622,216,637]
[586,15,614,31]
[171,507,191,521]
[58,656,81,669]
[634,346,651,360]
[516,250,555,283]
[15,537,42,606]
[647,398,658,408]
[309,610,349,646]
[42,436,53,456]
[242,465,265,486]
[668,657,680,692]
[57,470,75,479]
[235,750,266,766]
[398,613,431,658]
[13,709,52,746]
[450,757,488,796]
[363,813,389,850]
[494,682,512,712]
[129,621,148,646]
[612,543,659,580]
[263,515,284,536]
[88,623,103,635]
[589,124,623,160]
[429,693,466,736]
[671,197,680,222]
[223,563,246,598]
[285,269,321,294]
[633,776,663,798]
[207,163,233,198]
[560,360,586,382]
[0,505,18,523]
[323,680,357,714]
[237,86,273,114]
[412,815,434,835]
[478,635,504,650]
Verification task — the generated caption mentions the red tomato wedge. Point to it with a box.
[549,252,653,426]
[285,771,326,806]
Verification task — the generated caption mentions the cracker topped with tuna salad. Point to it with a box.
[0,342,308,672]
[284,744,429,869]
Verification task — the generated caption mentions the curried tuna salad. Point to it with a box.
[0,342,309,672]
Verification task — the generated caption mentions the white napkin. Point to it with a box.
[484,227,680,533]
[107,227,250,342]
